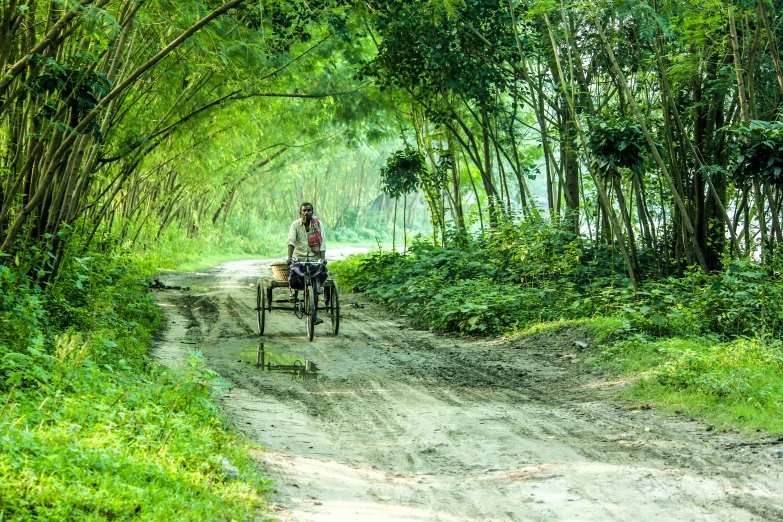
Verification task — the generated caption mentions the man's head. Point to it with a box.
[300,202,314,222]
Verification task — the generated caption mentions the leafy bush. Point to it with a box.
[332,227,590,334]
[587,116,650,177]
[331,216,783,340]
[331,226,385,244]
[731,120,783,187]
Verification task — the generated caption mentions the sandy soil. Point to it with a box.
[152,258,783,522]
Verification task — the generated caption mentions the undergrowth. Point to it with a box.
[0,240,269,520]
[602,335,783,433]
[330,216,783,434]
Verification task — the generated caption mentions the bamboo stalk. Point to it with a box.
[591,12,709,272]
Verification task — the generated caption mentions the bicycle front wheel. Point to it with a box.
[330,282,340,335]
[306,285,316,342]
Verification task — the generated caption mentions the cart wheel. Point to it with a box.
[330,282,340,335]
[256,282,266,336]
[306,285,316,342]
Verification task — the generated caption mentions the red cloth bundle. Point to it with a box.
[308,218,322,247]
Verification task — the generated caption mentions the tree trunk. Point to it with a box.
[593,13,708,272]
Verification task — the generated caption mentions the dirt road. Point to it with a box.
[153,259,783,521]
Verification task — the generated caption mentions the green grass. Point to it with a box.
[626,380,783,434]
[0,352,270,521]
[514,318,783,434]
[0,247,271,520]
[585,334,783,434]
[136,222,286,272]
[514,316,627,345]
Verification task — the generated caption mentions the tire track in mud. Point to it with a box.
[225,294,256,336]
[152,259,783,522]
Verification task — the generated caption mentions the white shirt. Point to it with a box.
[288,217,326,259]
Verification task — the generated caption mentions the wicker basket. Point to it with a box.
[270,262,290,282]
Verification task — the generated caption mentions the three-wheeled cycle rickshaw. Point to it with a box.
[256,260,340,341]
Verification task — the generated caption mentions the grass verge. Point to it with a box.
[0,352,270,520]
[598,334,783,434]
[1,249,270,520]
[517,318,783,435]
[173,252,264,272]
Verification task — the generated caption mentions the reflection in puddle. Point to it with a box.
[239,344,318,380]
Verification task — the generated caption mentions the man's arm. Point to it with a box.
[287,244,295,263]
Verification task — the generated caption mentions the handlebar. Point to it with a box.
[290,257,326,265]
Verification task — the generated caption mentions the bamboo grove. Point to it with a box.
[0,0,385,281]
[2,0,783,287]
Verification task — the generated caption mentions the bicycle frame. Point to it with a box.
[290,258,325,340]
[257,260,340,339]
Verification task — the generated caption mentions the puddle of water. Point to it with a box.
[237,344,318,380]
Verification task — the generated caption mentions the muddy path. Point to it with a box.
[152,259,783,521]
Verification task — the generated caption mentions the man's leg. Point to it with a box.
[288,271,303,302]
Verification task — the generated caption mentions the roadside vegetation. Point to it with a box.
[0,239,269,520]
[331,218,783,434]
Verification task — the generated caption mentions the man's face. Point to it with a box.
[300,205,313,221]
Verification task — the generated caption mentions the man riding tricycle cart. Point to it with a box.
[256,202,340,341]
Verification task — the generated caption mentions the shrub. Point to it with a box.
[331,215,783,341]
[0,242,269,520]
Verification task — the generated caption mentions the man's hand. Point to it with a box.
[286,258,293,265]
